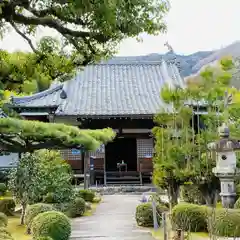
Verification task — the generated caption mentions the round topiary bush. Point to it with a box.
[208,208,240,237]
[25,203,55,232]
[0,227,14,240]
[31,211,71,240]
[0,212,7,227]
[135,202,168,227]
[0,183,7,196]
[171,203,208,232]
[77,189,95,202]
[67,197,86,218]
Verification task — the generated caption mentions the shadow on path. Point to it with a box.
[71,195,155,240]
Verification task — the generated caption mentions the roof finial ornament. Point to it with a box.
[164,41,174,53]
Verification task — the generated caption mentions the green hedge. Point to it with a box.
[0,227,14,240]
[25,203,55,233]
[67,197,86,218]
[208,208,240,237]
[135,202,168,227]
[77,189,95,202]
[42,193,56,204]
[0,198,15,216]
[171,203,208,232]
[31,211,71,240]
[0,212,7,227]
[0,183,7,196]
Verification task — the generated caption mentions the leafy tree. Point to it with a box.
[33,150,74,204]
[153,57,238,208]
[0,117,115,153]
[8,152,40,224]
[9,150,74,225]
[0,0,169,66]
[0,37,84,96]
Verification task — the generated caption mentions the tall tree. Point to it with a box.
[153,57,238,208]
[0,0,169,66]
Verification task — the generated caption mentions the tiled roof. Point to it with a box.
[11,61,184,117]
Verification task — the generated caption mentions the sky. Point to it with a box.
[1,0,240,56]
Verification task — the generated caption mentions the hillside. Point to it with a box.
[108,41,240,78]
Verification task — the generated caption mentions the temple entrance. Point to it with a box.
[105,137,137,171]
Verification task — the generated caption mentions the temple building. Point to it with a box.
[9,60,185,185]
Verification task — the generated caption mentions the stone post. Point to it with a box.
[208,123,240,208]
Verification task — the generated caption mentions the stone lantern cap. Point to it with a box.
[208,124,240,152]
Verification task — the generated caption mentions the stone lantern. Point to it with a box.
[208,123,240,208]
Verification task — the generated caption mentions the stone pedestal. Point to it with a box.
[208,124,240,208]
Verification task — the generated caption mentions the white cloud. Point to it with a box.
[1,0,240,56]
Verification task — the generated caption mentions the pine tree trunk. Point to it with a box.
[168,183,179,211]
[20,202,26,225]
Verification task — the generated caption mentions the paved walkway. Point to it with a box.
[71,195,155,240]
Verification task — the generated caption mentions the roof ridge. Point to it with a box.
[97,60,164,65]
[12,84,64,104]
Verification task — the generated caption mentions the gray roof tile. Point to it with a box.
[12,61,183,117]
[0,109,7,118]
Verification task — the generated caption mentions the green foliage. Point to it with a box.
[171,203,208,232]
[180,185,205,205]
[25,203,55,232]
[208,208,240,237]
[77,189,95,202]
[0,198,16,216]
[234,198,240,209]
[0,212,7,227]
[153,57,235,208]
[33,150,75,204]
[8,152,41,215]
[0,183,7,196]
[35,237,53,240]
[31,211,71,240]
[135,202,167,227]
[0,1,169,68]
[0,118,115,153]
[67,197,86,218]
[42,193,56,204]
[0,227,14,240]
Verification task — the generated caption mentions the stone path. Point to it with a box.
[71,195,155,240]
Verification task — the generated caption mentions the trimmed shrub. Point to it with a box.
[53,203,70,213]
[0,212,7,227]
[0,198,15,216]
[0,183,7,196]
[42,193,56,204]
[234,198,240,209]
[25,203,55,232]
[31,211,71,240]
[67,197,86,218]
[171,203,208,232]
[0,227,14,240]
[77,189,95,202]
[135,202,168,227]
[208,208,240,237]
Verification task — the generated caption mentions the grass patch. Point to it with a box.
[7,215,31,240]
[151,229,209,240]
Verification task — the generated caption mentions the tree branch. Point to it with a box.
[10,21,39,53]
[9,11,110,43]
